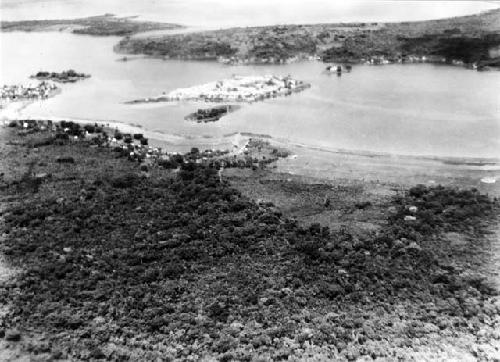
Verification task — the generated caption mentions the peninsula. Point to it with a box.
[0,14,182,36]
[3,10,499,68]
[127,75,310,104]
[116,9,500,68]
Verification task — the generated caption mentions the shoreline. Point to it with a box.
[2,7,500,360]
[1,92,498,191]
[114,9,500,69]
[4,10,500,70]
[2,100,498,163]
[1,116,498,199]
[1,101,499,190]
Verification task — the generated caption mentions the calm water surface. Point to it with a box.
[1,32,499,158]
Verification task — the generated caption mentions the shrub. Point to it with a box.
[109,173,140,188]
[158,159,178,169]
[295,239,323,260]
[84,124,96,133]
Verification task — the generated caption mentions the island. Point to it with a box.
[116,9,500,69]
[185,105,241,123]
[0,14,183,36]
[31,70,90,83]
[127,75,311,104]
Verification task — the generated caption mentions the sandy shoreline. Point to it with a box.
[1,100,499,194]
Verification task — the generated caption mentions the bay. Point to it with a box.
[1,31,499,158]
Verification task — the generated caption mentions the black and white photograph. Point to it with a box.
[0,0,499,360]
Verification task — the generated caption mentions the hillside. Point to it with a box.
[116,9,500,67]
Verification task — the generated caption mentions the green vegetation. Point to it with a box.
[32,69,90,83]
[116,25,321,63]
[116,9,500,66]
[3,10,499,66]
[399,33,500,64]
[0,122,499,360]
[118,36,238,59]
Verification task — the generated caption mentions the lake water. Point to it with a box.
[1,31,500,159]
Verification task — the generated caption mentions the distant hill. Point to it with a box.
[115,9,500,67]
[0,14,183,36]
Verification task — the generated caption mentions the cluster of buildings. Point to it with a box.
[360,54,483,70]
[361,54,469,66]
[7,119,280,171]
[0,81,58,102]
[218,54,320,65]
[142,75,310,103]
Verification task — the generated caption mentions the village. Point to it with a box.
[128,74,310,104]
[0,81,58,103]
[4,118,290,171]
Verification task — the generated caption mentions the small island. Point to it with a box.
[127,75,310,104]
[185,105,241,123]
[31,70,90,83]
